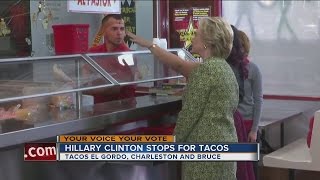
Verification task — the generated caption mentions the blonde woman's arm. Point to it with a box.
[126,31,199,78]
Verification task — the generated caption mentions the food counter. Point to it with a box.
[0,49,194,180]
[0,95,182,148]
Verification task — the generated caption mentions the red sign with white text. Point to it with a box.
[24,143,57,161]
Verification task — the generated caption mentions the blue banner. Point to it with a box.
[59,143,258,153]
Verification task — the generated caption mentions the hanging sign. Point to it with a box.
[67,0,121,14]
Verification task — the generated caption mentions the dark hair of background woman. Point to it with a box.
[226,25,245,103]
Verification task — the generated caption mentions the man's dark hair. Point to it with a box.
[101,14,123,25]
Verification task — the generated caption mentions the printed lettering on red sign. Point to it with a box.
[24,143,57,161]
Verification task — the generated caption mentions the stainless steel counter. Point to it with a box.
[0,95,182,180]
[0,95,182,149]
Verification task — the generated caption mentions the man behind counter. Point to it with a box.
[84,14,136,104]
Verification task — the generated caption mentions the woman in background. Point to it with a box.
[127,17,238,180]
[238,29,263,180]
[227,26,246,104]
[227,26,256,180]
[237,30,263,143]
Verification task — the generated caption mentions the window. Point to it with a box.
[223,1,320,96]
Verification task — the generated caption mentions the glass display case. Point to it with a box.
[0,48,194,148]
[0,48,195,102]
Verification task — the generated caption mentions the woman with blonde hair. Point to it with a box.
[127,17,238,179]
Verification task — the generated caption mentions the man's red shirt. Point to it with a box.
[87,43,136,104]
[88,43,130,53]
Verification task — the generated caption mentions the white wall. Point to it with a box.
[134,0,155,87]
[30,1,101,82]
[30,0,153,56]
[135,0,153,49]
[30,1,101,57]
[30,0,154,83]
[222,1,320,97]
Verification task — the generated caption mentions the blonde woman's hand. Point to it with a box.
[126,31,153,48]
